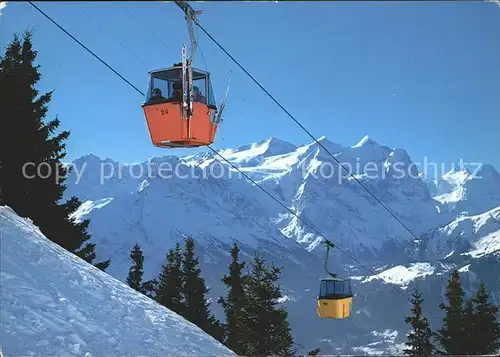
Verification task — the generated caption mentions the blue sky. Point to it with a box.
[2,1,499,176]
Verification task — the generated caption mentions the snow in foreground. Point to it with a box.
[0,206,235,357]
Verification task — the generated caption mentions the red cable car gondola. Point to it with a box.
[142,1,228,149]
[142,48,219,148]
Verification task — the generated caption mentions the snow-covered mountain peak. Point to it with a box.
[352,135,378,148]
[71,153,116,166]
[475,163,500,181]
[438,163,500,187]
[304,136,344,157]
[413,205,500,261]
[441,167,471,185]
[336,135,391,167]
[386,148,412,164]
[259,136,297,155]
[72,152,104,163]
[431,161,500,217]
[442,206,500,236]
[443,165,471,176]
[312,135,341,147]
[213,137,297,167]
[383,148,418,178]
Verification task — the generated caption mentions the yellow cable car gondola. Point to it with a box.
[317,239,353,319]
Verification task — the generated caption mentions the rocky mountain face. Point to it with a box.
[63,136,500,354]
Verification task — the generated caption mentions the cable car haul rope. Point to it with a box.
[27,0,451,321]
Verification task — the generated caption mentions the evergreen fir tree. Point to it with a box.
[403,288,435,356]
[436,269,467,354]
[462,298,477,354]
[125,243,157,299]
[218,242,249,354]
[469,281,500,354]
[140,278,158,300]
[155,242,184,315]
[307,347,321,356]
[126,243,144,291]
[0,30,109,270]
[181,237,224,342]
[244,252,294,357]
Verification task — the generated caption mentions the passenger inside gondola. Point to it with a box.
[167,81,183,102]
[193,86,206,104]
[149,88,166,103]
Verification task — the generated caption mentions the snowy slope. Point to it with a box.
[60,135,500,354]
[409,206,500,261]
[0,206,235,357]
[359,262,437,288]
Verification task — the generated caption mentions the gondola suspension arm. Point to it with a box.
[174,1,231,125]
[323,239,338,279]
[174,1,202,124]
[174,0,203,62]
